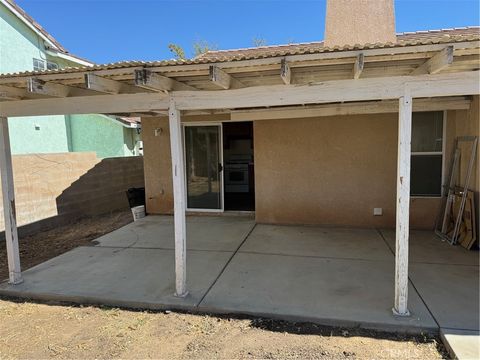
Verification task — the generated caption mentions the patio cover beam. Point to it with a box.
[0,117,22,285]
[393,94,412,316]
[168,99,188,298]
[230,96,470,121]
[172,71,479,110]
[0,71,478,117]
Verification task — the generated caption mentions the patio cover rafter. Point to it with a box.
[134,69,197,92]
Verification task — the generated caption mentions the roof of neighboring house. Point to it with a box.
[117,117,141,126]
[196,27,480,60]
[1,0,93,66]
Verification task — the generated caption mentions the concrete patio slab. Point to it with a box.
[440,328,480,360]
[380,229,479,266]
[1,216,477,338]
[199,252,437,332]
[95,215,255,251]
[0,246,232,309]
[409,262,479,331]
[241,225,393,261]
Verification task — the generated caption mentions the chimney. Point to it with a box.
[324,0,396,47]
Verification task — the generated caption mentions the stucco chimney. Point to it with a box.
[324,0,396,47]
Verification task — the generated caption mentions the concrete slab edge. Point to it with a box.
[441,330,458,360]
[0,288,197,312]
[440,328,480,360]
[0,288,438,336]
[197,304,439,335]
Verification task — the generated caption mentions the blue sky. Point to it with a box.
[15,0,480,64]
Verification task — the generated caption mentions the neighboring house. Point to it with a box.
[0,0,141,158]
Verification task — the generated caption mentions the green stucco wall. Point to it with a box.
[69,115,139,158]
[0,2,141,158]
[8,116,71,154]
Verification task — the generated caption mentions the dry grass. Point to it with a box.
[0,300,446,359]
[0,210,133,282]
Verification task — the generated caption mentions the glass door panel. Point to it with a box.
[185,125,222,210]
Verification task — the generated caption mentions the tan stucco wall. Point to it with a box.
[142,102,479,230]
[254,114,441,229]
[324,0,396,47]
[142,117,173,214]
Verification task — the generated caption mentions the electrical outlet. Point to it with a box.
[373,208,383,216]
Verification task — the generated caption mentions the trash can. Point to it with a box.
[126,187,145,208]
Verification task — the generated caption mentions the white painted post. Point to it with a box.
[0,117,22,284]
[393,94,412,316]
[168,99,188,297]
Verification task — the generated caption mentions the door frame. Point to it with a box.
[183,122,224,212]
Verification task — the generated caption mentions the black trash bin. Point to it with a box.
[126,187,146,208]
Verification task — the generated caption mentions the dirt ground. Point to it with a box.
[0,300,446,360]
[0,210,133,282]
[0,211,446,359]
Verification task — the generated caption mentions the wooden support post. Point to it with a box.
[0,117,22,284]
[393,94,412,316]
[168,98,188,298]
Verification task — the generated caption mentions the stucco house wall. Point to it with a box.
[141,98,479,230]
[0,3,72,154]
[68,114,139,158]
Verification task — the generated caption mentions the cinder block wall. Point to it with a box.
[0,152,144,235]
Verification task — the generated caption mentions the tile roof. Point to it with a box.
[197,27,480,60]
[0,27,478,79]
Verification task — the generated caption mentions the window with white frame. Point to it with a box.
[33,58,45,71]
[410,111,444,197]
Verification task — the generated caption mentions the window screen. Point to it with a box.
[410,111,444,197]
[411,111,443,152]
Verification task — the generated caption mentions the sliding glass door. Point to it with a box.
[184,125,223,210]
